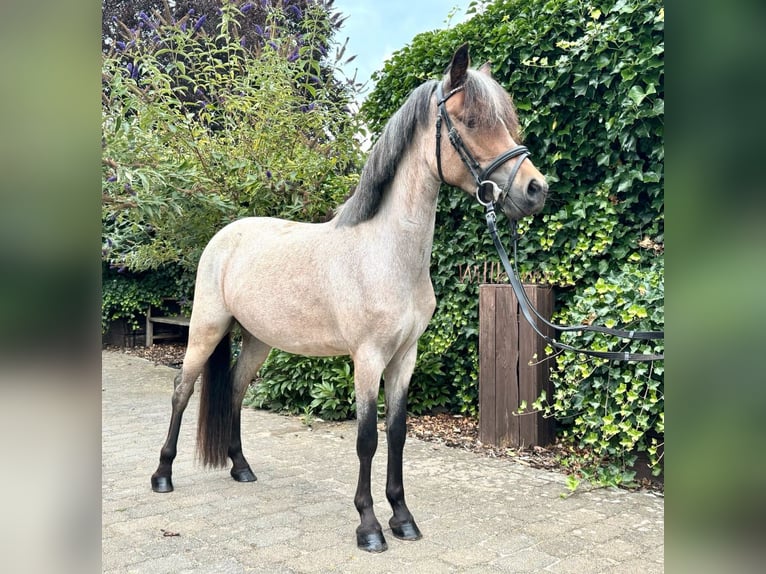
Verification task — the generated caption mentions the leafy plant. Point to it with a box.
[101,262,188,332]
[543,258,664,484]
[102,0,363,277]
[245,350,386,421]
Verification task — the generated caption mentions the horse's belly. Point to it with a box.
[236,311,349,357]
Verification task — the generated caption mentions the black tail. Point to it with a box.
[196,333,233,468]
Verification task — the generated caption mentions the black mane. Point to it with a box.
[334,68,520,227]
[334,81,437,227]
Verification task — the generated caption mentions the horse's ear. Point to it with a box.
[448,43,470,88]
[479,62,492,76]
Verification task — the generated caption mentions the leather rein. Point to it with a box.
[435,83,664,362]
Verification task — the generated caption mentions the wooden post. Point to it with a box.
[479,284,555,448]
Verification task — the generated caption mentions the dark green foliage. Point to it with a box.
[245,351,386,421]
[101,262,189,332]
[360,0,664,481]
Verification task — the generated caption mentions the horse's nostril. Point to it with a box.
[527,179,547,197]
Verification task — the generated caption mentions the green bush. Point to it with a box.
[102,1,363,277]
[101,262,188,332]
[245,351,386,421]
[542,257,664,484]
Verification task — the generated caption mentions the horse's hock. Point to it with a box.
[479,283,555,448]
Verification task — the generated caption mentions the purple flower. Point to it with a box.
[287,48,299,62]
[107,175,117,183]
[180,20,187,32]
[240,37,247,47]
[125,62,139,80]
[253,25,263,36]
[300,102,315,113]
[138,11,157,30]
[268,41,277,51]
[241,2,254,13]
[286,5,302,19]
[193,15,207,33]
[116,41,126,51]
[266,170,272,179]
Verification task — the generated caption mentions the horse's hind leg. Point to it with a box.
[383,342,422,541]
[228,330,271,482]
[151,317,232,493]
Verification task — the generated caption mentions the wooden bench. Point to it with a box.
[145,305,190,348]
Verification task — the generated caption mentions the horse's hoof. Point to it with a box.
[390,519,422,541]
[230,467,257,482]
[151,475,173,493]
[356,530,388,553]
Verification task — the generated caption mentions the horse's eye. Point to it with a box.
[464,118,477,129]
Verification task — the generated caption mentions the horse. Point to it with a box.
[150,43,548,553]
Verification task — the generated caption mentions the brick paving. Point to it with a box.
[102,350,664,573]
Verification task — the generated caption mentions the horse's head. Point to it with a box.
[434,44,548,220]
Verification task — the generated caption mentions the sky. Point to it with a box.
[331,0,475,101]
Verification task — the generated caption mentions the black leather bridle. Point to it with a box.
[434,81,664,362]
[435,83,530,206]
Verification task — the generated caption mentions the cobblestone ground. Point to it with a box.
[102,351,664,573]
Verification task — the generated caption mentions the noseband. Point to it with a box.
[435,83,530,206]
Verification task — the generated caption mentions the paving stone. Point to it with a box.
[102,351,664,573]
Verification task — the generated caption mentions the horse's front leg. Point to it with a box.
[353,355,387,552]
[384,342,422,541]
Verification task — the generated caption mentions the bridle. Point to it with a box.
[434,81,664,362]
[435,83,530,206]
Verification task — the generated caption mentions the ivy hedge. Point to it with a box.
[359,0,664,483]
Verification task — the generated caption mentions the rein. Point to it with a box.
[435,82,664,362]
[484,204,664,361]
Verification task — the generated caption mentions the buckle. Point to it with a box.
[477,180,500,207]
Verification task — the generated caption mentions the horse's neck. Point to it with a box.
[370,151,441,273]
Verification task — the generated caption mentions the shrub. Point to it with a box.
[101,262,188,332]
[102,0,363,277]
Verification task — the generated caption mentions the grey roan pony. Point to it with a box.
[151,44,548,553]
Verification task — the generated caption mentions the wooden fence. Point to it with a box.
[479,284,555,448]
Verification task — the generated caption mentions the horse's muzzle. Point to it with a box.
[499,176,548,220]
